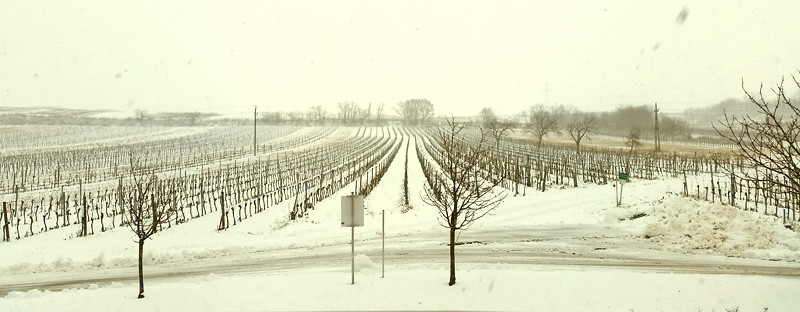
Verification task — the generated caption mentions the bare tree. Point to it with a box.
[134,109,148,126]
[287,111,305,123]
[527,104,560,148]
[337,101,361,124]
[396,99,434,125]
[660,116,691,140]
[625,127,642,155]
[124,157,176,299]
[480,108,516,150]
[309,105,326,123]
[566,112,596,154]
[479,107,497,125]
[422,118,507,286]
[360,103,372,123]
[714,74,800,199]
[376,102,385,121]
[261,111,283,124]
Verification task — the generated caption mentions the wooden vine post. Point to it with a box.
[218,191,226,230]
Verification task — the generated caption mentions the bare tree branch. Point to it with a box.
[713,73,800,198]
[566,112,596,154]
[420,117,507,286]
[527,104,561,148]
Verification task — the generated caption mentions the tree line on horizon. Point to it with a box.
[2,94,785,140]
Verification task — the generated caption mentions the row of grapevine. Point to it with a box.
[0,126,336,194]
[1,126,404,241]
[412,124,797,227]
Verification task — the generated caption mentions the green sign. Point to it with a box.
[618,172,629,181]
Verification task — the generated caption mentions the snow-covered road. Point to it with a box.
[4,223,799,296]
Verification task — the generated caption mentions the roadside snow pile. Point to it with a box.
[642,195,800,261]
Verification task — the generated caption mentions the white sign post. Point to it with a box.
[341,194,364,285]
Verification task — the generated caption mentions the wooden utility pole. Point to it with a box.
[654,102,661,152]
[254,106,257,156]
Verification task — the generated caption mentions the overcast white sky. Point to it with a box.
[1,1,799,117]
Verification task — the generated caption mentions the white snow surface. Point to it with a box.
[1,131,800,311]
[3,264,798,312]
[640,196,800,261]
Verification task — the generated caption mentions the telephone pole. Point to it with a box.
[654,102,661,152]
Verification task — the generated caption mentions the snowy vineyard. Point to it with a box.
[0,126,403,241]
[1,124,797,243]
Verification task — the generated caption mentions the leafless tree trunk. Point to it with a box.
[481,108,517,150]
[421,118,506,286]
[625,127,642,155]
[124,156,176,299]
[566,113,596,155]
[624,127,642,174]
[527,104,560,148]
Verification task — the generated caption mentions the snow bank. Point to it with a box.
[640,194,800,261]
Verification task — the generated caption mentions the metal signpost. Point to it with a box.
[341,194,364,285]
[616,172,629,206]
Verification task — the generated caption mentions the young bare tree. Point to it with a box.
[527,104,560,148]
[625,127,642,154]
[488,120,516,150]
[714,74,800,200]
[566,112,596,154]
[479,108,516,149]
[422,118,507,286]
[124,157,176,299]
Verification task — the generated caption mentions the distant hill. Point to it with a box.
[683,98,759,127]
[684,91,799,129]
[0,106,103,118]
[0,107,221,126]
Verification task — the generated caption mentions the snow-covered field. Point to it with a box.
[2,132,799,311]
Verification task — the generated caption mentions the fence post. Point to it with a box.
[2,202,9,242]
[218,191,226,230]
